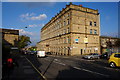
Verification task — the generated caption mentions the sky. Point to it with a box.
[2,0,120,2]
[1,2,119,46]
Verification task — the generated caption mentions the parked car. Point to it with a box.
[46,52,52,55]
[100,52,108,59]
[108,53,120,68]
[30,51,36,55]
[26,50,31,54]
[82,53,100,59]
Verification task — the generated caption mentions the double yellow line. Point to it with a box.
[24,56,47,80]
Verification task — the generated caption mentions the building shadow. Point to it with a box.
[26,54,42,73]
[2,39,15,80]
[2,38,13,62]
[55,66,105,80]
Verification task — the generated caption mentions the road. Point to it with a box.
[25,54,120,80]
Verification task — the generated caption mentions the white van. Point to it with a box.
[37,51,45,57]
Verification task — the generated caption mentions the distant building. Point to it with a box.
[100,36,120,53]
[0,28,19,47]
[37,3,100,56]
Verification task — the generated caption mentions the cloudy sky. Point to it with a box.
[1,2,119,46]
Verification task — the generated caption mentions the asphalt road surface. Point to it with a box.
[25,54,120,80]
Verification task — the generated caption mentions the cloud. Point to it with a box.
[19,29,34,35]
[31,14,47,20]
[9,28,34,35]
[28,24,44,28]
[20,13,47,21]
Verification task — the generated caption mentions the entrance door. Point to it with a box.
[81,49,83,55]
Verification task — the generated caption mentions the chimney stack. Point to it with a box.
[79,5,82,7]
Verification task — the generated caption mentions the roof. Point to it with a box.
[100,36,119,39]
[0,28,19,35]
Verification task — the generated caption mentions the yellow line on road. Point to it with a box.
[24,56,47,80]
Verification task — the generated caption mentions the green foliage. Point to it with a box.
[28,46,37,51]
[18,35,31,49]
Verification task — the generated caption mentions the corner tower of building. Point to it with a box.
[37,3,100,56]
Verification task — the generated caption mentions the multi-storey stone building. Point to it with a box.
[0,28,19,47]
[37,3,100,56]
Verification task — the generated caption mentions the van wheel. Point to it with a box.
[109,62,116,68]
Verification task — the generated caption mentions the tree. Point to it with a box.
[18,35,31,49]
[28,46,37,51]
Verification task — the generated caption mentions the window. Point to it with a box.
[114,54,120,58]
[94,22,96,26]
[67,27,70,33]
[67,19,70,25]
[68,13,70,17]
[68,37,70,43]
[63,15,65,19]
[94,30,97,34]
[64,29,66,34]
[90,21,92,26]
[64,21,66,26]
[66,37,68,43]
[90,29,92,34]
[64,37,66,43]
[59,23,61,28]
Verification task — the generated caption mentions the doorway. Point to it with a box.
[81,49,83,55]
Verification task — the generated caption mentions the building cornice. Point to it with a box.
[41,3,99,32]
[39,32,99,43]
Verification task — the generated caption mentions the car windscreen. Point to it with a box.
[114,54,120,58]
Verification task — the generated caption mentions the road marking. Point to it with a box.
[75,58,95,61]
[79,60,120,72]
[53,61,66,66]
[47,55,69,59]
[24,56,47,80]
[39,57,65,66]
[104,67,120,72]
[43,58,50,61]
[54,59,58,61]
[73,66,110,77]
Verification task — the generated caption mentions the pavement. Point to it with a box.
[2,53,45,80]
